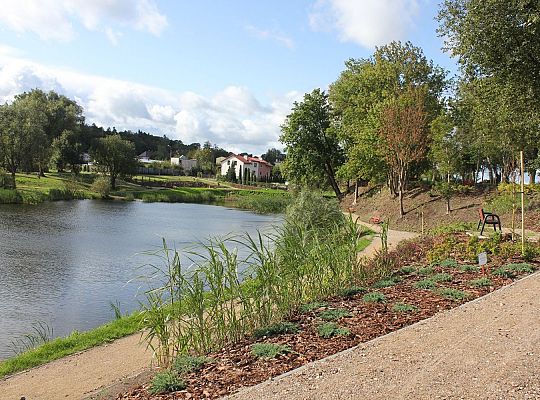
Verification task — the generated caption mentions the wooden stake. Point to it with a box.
[520,151,525,254]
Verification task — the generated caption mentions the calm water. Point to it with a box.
[0,200,282,359]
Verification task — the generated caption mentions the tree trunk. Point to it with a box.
[11,171,16,189]
[446,197,451,214]
[353,179,359,205]
[324,161,342,199]
[110,175,117,191]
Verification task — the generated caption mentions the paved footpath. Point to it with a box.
[228,270,540,400]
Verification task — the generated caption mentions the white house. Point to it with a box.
[220,154,272,180]
[171,155,198,172]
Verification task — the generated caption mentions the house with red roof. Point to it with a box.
[220,154,272,181]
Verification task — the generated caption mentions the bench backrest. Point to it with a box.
[478,208,485,220]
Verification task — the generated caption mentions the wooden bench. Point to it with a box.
[477,208,501,235]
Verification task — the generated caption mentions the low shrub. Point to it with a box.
[418,267,434,276]
[173,355,213,375]
[300,302,328,313]
[436,288,470,301]
[362,291,386,303]
[91,176,111,198]
[317,322,351,338]
[372,277,399,288]
[399,266,416,275]
[414,279,436,290]
[251,343,291,359]
[149,371,186,394]
[253,322,299,339]
[430,273,453,283]
[439,258,458,269]
[392,303,418,313]
[469,277,492,288]
[459,264,479,272]
[492,263,536,278]
[319,308,351,321]
[339,286,366,298]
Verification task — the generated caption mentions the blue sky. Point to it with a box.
[0,0,457,155]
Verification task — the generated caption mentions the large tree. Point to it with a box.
[93,135,137,190]
[51,130,83,173]
[280,89,343,198]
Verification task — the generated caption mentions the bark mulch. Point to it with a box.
[117,234,538,400]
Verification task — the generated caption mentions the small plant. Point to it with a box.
[492,263,536,278]
[459,264,479,272]
[372,277,399,288]
[317,322,351,338]
[430,273,453,283]
[339,286,366,298]
[414,279,436,290]
[418,267,434,276]
[149,371,186,394]
[300,302,328,313]
[436,288,470,301]
[319,308,351,321]
[469,277,492,288]
[91,176,111,198]
[251,343,291,359]
[439,258,458,269]
[173,355,213,375]
[253,322,299,339]
[399,266,416,275]
[392,303,418,313]
[362,291,386,303]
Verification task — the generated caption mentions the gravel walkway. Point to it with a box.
[227,270,540,400]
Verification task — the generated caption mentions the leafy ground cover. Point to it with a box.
[117,232,539,399]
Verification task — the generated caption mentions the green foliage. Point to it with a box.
[439,258,458,269]
[414,279,436,290]
[372,277,399,288]
[317,322,351,338]
[93,135,137,190]
[285,190,345,233]
[253,322,299,339]
[430,273,453,283]
[235,193,291,214]
[459,264,479,272]
[279,89,343,197]
[362,292,386,303]
[339,286,366,298]
[319,308,351,321]
[91,176,111,198]
[149,371,186,394]
[418,267,434,276]
[300,302,328,313]
[436,288,470,301]
[251,343,291,359]
[469,277,492,288]
[399,266,416,275]
[492,263,536,278]
[173,355,213,375]
[392,303,419,313]
[429,222,475,235]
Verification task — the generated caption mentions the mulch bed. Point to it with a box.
[118,234,538,400]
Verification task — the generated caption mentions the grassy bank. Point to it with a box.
[1,173,291,213]
[0,312,143,378]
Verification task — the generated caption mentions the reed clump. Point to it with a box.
[139,190,372,368]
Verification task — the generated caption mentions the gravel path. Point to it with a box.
[227,270,540,400]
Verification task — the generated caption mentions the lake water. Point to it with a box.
[0,200,282,360]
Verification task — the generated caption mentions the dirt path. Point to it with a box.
[228,270,540,400]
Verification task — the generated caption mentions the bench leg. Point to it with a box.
[480,221,486,236]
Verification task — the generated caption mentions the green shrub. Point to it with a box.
[300,302,328,313]
[91,176,111,198]
[392,303,418,313]
[439,258,458,269]
[414,279,436,290]
[173,355,213,375]
[285,190,345,233]
[430,273,453,283]
[372,277,399,288]
[319,308,351,321]
[339,286,366,298]
[399,266,416,275]
[469,277,492,288]
[436,288,470,301]
[459,264,479,272]
[251,343,291,358]
[253,322,299,339]
[317,322,351,338]
[418,267,434,276]
[362,291,386,303]
[492,263,536,278]
[149,371,186,394]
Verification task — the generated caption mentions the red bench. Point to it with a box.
[477,208,501,235]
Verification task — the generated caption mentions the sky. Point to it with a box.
[0,0,458,155]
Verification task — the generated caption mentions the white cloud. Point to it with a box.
[245,25,295,49]
[0,0,167,42]
[0,53,298,155]
[309,0,420,49]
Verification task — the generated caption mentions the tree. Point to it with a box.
[280,89,343,198]
[378,86,429,217]
[225,165,237,182]
[329,41,447,197]
[51,130,83,173]
[0,98,48,188]
[262,148,285,165]
[93,135,137,190]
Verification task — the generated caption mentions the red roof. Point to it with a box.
[224,155,272,167]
